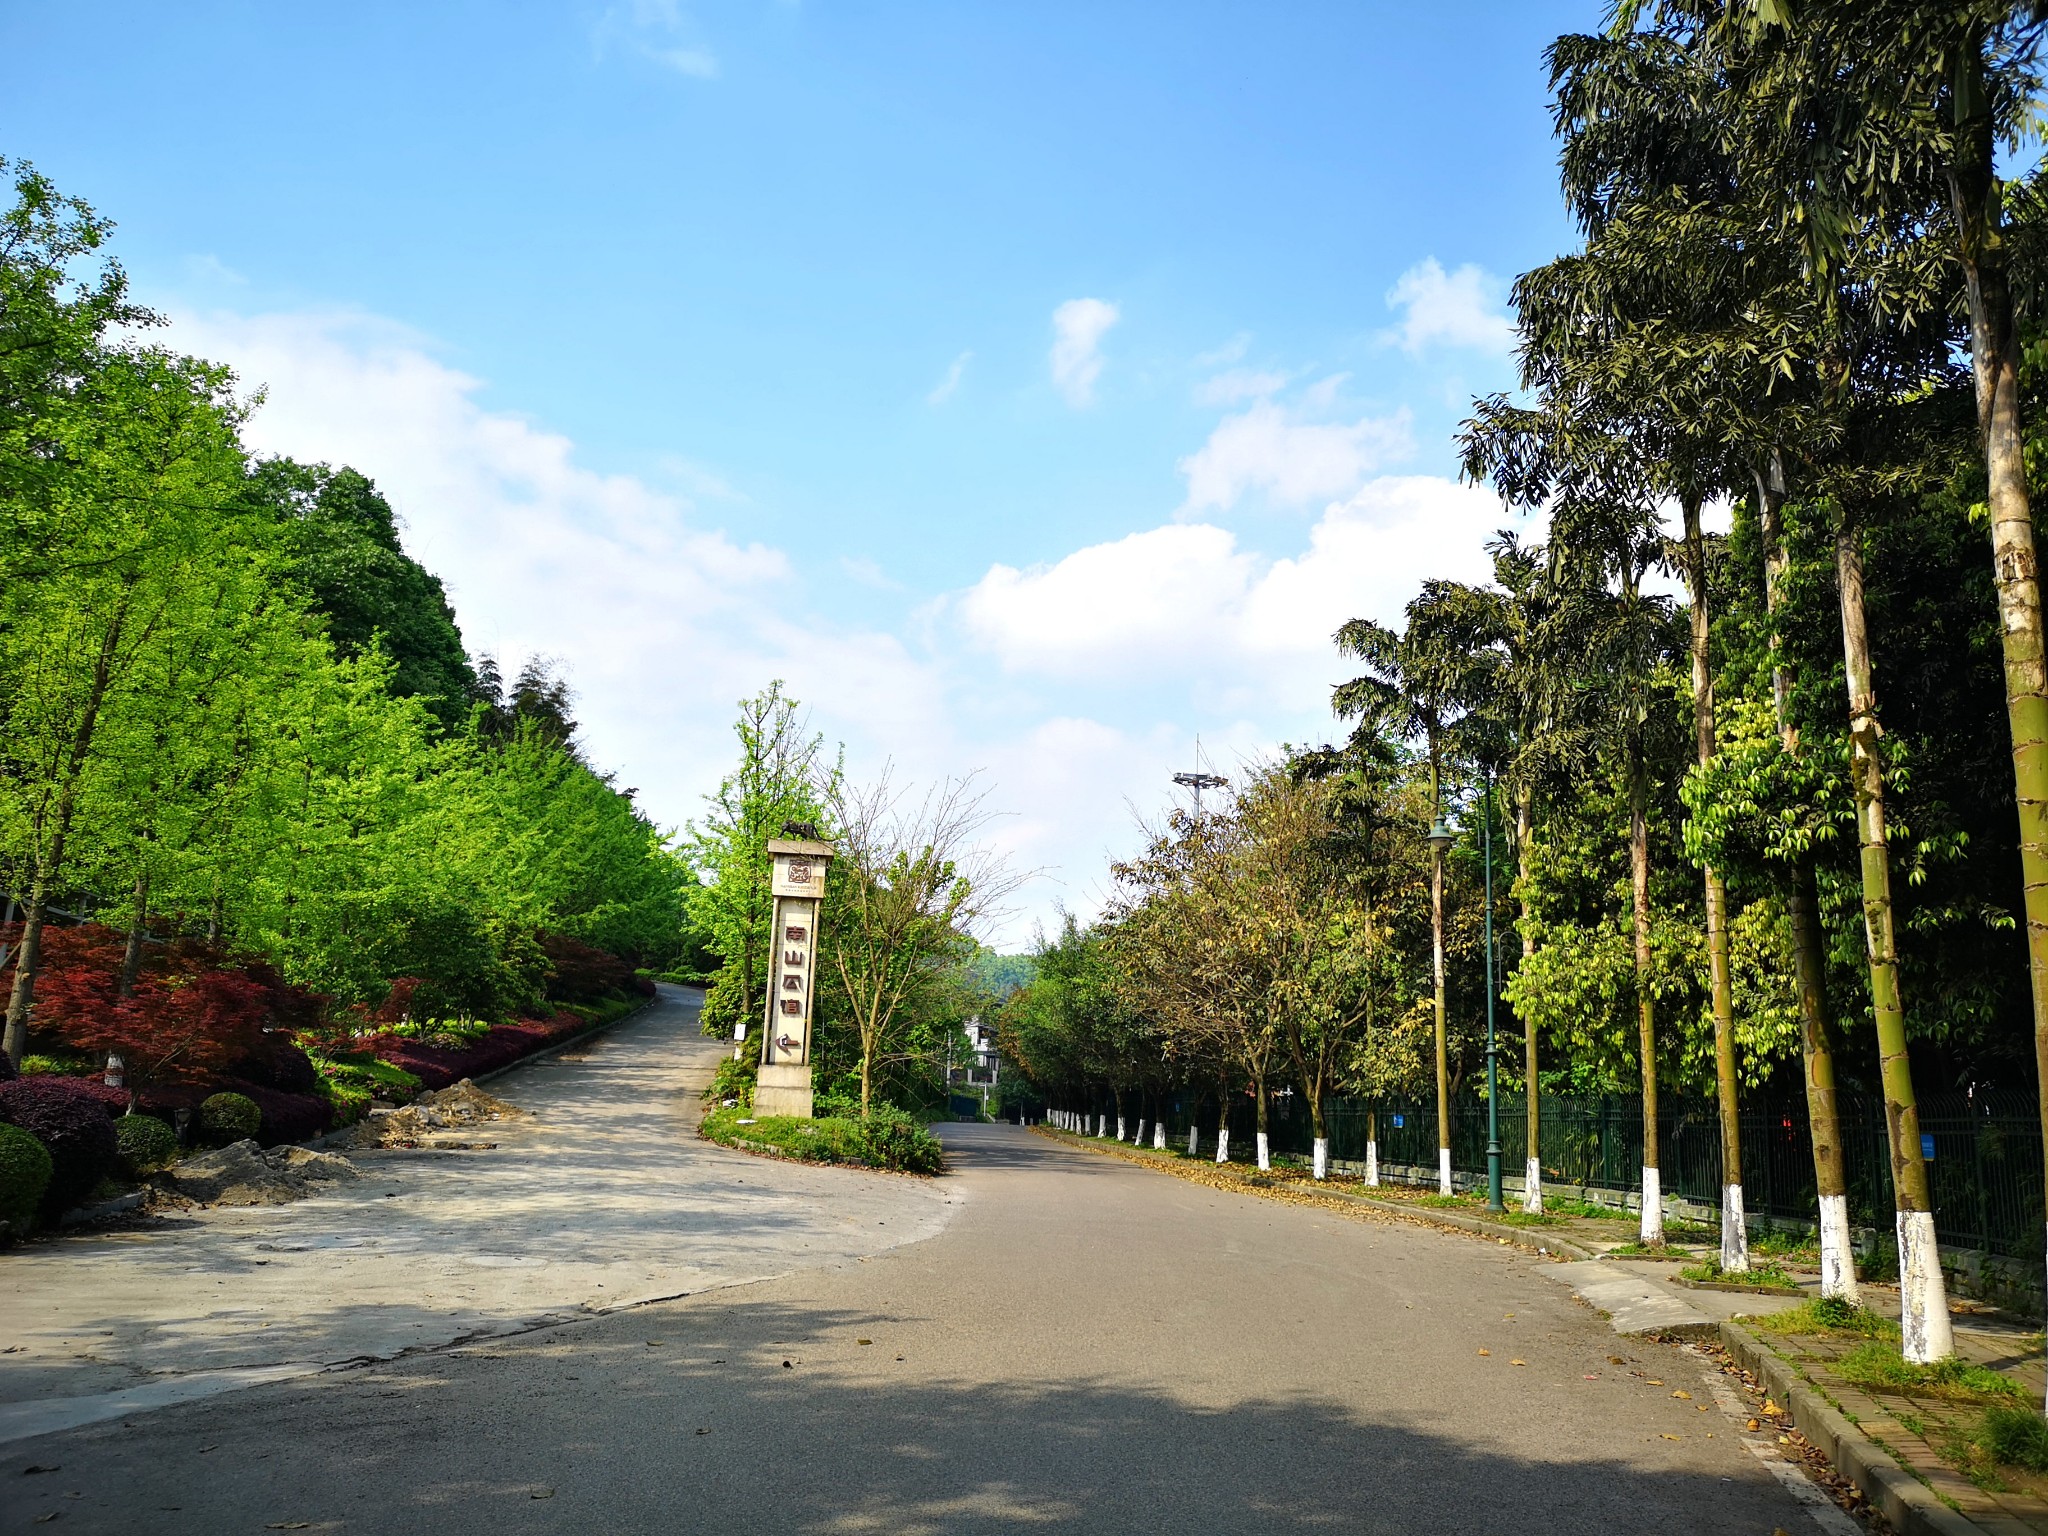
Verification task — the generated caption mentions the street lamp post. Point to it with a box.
[1425,816,1456,1197]
[1481,767,1504,1212]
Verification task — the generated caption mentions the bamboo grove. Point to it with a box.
[1000,2,2048,1372]
[0,160,689,1068]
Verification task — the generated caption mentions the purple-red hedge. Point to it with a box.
[374,1011,591,1090]
[0,1077,119,1214]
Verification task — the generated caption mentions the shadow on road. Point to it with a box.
[29,1293,1800,1536]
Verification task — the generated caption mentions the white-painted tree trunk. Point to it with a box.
[1312,1138,1328,1180]
[1437,1147,1452,1196]
[1115,1116,1125,1142]
[1132,1119,1145,1146]
[1365,1140,1378,1186]
[1523,1155,1543,1215]
[1188,1124,1200,1157]
[1153,1122,1166,1150]
[103,1053,123,1089]
[1215,1127,1230,1164]
[1720,1184,1751,1272]
[1256,1132,1271,1171]
[1819,1195,1859,1303]
[1640,1167,1663,1244]
[1095,1114,1105,1137]
[1897,1210,1955,1363]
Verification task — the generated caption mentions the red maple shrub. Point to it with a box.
[27,925,319,1095]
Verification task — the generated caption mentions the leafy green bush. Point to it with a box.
[197,1091,261,1146]
[703,1051,758,1109]
[19,1052,97,1077]
[1980,1404,2048,1471]
[0,1123,53,1232]
[700,1106,943,1175]
[852,1104,945,1174]
[113,1114,178,1175]
[309,1052,421,1124]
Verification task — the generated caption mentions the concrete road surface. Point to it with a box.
[1,1114,1847,1534]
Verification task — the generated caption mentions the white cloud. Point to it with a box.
[958,474,1502,701]
[645,45,718,77]
[161,305,938,845]
[927,350,971,405]
[1177,398,1413,514]
[1193,367,1290,406]
[1383,257,1514,354]
[157,301,1518,949]
[594,2,719,79]
[1049,297,1118,407]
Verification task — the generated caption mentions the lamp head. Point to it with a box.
[1425,817,1456,854]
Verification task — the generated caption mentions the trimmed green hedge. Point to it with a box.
[0,1122,53,1232]
[114,1114,178,1176]
[198,1091,261,1146]
[700,1105,943,1175]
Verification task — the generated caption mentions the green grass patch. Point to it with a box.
[701,1106,943,1175]
[1492,1209,1563,1227]
[1543,1196,1633,1222]
[1678,1256,1801,1291]
[1832,1341,2022,1403]
[1752,1295,1899,1340]
[1977,1403,2048,1471]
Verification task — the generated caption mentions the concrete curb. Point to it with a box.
[1719,1320,1980,1536]
[1335,1192,1601,1262]
[1039,1129,1602,1262]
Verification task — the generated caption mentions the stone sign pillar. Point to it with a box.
[754,837,833,1118]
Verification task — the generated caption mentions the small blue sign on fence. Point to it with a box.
[1922,1133,1935,1162]
[1392,1114,1404,1128]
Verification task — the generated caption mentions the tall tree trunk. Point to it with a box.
[1309,1077,1328,1180]
[1214,1069,1231,1164]
[1837,515,1953,1362]
[1631,755,1661,1244]
[1758,463,1858,1301]
[1948,101,2048,1386]
[1253,1070,1271,1171]
[1681,493,1749,1272]
[1432,838,1451,1196]
[3,607,125,1070]
[1517,778,1541,1213]
[110,867,151,1104]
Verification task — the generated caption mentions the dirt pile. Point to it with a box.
[168,1141,362,1206]
[334,1079,523,1150]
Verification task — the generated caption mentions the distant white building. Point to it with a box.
[950,1017,1001,1093]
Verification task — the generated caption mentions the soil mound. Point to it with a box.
[333,1079,523,1150]
[169,1140,362,1206]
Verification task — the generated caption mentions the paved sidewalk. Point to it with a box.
[0,986,955,1442]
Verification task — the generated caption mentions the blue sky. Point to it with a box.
[3,1,1595,944]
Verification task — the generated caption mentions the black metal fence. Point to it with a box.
[1082,1086,2043,1261]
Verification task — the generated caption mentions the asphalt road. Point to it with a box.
[2,1119,1841,1534]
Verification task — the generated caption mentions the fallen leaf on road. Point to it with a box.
[198,1445,219,1454]
[531,1489,554,1500]
[696,1429,710,1436]
[1660,1434,1680,1441]
[1583,1374,1599,1380]
[34,1515,58,1525]
[1671,1390,1691,1400]
[1477,1349,1491,1357]
[1646,1379,1664,1386]
[1510,1359,1528,1367]
[1746,1418,1760,1431]
[1762,1399,1780,1414]
[857,1339,873,1346]
[23,1466,59,1475]
[1607,1355,1625,1364]
[781,1360,793,1369]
